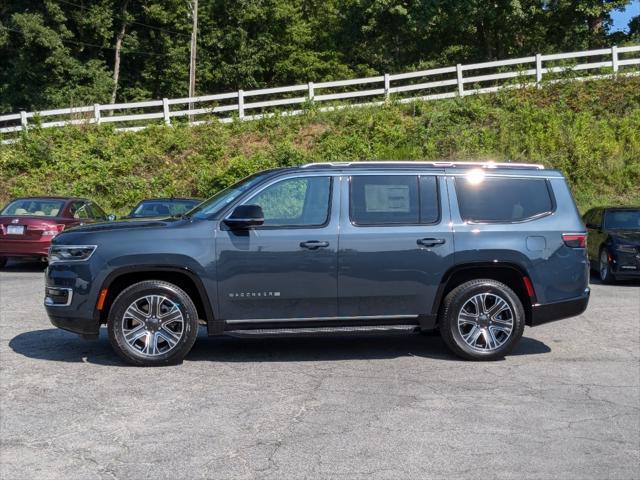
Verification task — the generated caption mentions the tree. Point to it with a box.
[0,0,638,113]
[111,0,131,104]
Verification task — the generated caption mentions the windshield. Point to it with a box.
[605,209,640,230]
[188,172,274,219]
[1,199,66,217]
[131,200,201,217]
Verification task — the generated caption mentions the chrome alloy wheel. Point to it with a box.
[121,295,185,357]
[457,293,514,352]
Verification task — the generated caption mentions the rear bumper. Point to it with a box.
[0,239,51,258]
[529,288,590,326]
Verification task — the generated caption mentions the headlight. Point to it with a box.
[615,244,637,254]
[48,245,97,263]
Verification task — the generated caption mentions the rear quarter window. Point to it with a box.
[455,177,554,223]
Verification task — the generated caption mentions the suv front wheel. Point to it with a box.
[107,280,200,366]
[439,279,525,361]
[599,248,615,284]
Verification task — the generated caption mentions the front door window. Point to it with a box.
[244,176,331,228]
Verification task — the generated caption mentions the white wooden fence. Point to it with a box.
[1,44,639,143]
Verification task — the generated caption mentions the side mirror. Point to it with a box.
[224,205,264,229]
[107,214,117,221]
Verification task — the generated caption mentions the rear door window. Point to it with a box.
[455,177,554,223]
[349,175,440,225]
[420,176,440,224]
[350,175,419,225]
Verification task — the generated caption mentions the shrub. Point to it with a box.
[1,77,638,214]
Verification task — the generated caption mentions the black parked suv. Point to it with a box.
[45,162,590,366]
[583,207,640,283]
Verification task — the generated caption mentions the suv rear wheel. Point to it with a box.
[439,279,525,361]
[107,280,199,366]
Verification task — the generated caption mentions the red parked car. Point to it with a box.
[0,197,113,267]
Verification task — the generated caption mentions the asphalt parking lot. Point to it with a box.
[0,261,638,480]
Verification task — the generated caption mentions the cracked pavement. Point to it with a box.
[0,261,638,480]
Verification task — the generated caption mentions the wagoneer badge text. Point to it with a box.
[228,292,281,298]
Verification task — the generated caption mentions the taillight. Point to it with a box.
[562,233,586,248]
[42,224,66,237]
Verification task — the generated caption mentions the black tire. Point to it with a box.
[599,248,616,284]
[0,257,7,269]
[439,279,525,361]
[107,280,199,366]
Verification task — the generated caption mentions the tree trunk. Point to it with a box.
[110,0,130,105]
[477,19,493,60]
[188,0,198,120]
[587,14,605,48]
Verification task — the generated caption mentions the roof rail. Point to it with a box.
[300,161,545,169]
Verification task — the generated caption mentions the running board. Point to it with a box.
[226,325,420,338]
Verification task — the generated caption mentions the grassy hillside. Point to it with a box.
[1,77,639,215]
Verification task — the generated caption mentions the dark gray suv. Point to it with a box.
[44,162,590,366]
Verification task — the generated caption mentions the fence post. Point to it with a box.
[611,45,619,74]
[384,73,390,99]
[94,104,101,124]
[238,89,244,119]
[456,64,464,96]
[20,111,28,131]
[536,53,543,88]
[162,98,171,126]
[308,81,315,102]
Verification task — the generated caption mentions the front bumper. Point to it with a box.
[611,248,640,278]
[611,252,640,277]
[48,312,100,337]
[44,261,103,337]
[529,288,590,326]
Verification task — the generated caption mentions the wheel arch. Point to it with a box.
[432,263,536,326]
[599,240,613,254]
[96,266,214,328]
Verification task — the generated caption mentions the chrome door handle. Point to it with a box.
[300,240,330,250]
[417,238,446,247]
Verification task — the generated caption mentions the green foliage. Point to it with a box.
[1,77,639,215]
[1,0,638,112]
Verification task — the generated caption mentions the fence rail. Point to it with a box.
[1,44,639,142]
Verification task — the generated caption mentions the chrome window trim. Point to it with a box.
[347,173,443,227]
